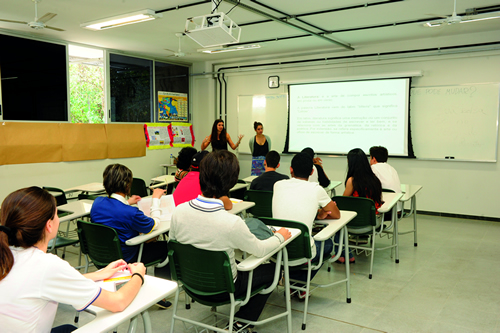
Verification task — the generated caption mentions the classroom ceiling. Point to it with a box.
[0,0,499,65]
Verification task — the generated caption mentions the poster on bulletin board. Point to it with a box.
[144,123,171,150]
[158,91,188,122]
[168,122,195,148]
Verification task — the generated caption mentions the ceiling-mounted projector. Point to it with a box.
[185,12,241,48]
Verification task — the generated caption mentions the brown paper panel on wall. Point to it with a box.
[2,122,62,164]
[105,124,146,159]
[60,123,107,161]
[0,124,5,165]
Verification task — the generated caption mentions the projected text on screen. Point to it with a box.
[288,78,411,156]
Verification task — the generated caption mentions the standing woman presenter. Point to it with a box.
[201,119,243,151]
[248,121,271,176]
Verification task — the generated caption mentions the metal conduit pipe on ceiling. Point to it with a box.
[193,41,500,76]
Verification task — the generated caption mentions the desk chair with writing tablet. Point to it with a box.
[244,190,273,218]
[332,196,396,279]
[259,217,350,331]
[76,220,163,271]
[168,240,279,333]
[43,186,79,259]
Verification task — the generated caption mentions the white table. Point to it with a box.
[236,227,301,333]
[400,184,423,246]
[325,180,342,197]
[242,175,258,183]
[149,175,177,189]
[74,276,178,333]
[64,183,105,194]
[228,200,255,215]
[229,182,249,193]
[310,211,357,304]
[57,199,94,222]
[160,163,176,175]
[379,192,404,263]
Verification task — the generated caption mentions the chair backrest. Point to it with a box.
[131,178,149,197]
[230,179,247,200]
[258,217,312,260]
[244,190,273,218]
[77,220,123,269]
[382,188,396,193]
[168,240,235,296]
[43,186,67,206]
[332,196,377,227]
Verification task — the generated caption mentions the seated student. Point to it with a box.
[338,148,384,263]
[90,164,168,266]
[301,147,331,188]
[174,147,197,182]
[273,152,340,291]
[249,150,289,191]
[369,145,402,216]
[173,151,233,210]
[0,187,146,333]
[170,150,291,331]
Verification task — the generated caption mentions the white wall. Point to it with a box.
[203,49,500,219]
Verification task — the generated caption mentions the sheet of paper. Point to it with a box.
[138,195,175,221]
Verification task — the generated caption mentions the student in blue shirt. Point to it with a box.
[90,164,168,266]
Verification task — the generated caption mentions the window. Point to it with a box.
[155,61,189,122]
[69,45,105,123]
[109,54,153,122]
[0,34,67,121]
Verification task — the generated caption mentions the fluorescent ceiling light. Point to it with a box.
[199,44,261,54]
[460,14,500,23]
[81,9,162,30]
[424,21,442,27]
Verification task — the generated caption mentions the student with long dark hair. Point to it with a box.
[336,148,384,263]
[201,119,243,151]
[0,187,145,333]
[344,148,383,209]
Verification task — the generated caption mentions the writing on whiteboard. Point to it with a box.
[411,86,477,97]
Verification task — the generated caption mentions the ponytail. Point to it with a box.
[0,187,56,281]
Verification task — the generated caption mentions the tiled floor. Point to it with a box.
[54,214,500,332]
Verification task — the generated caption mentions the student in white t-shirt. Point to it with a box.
[0,187,146,333]
[273,152,340,288]
[369,146,403,215]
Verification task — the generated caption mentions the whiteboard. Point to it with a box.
[237,94,288,154]
[410,83,499,161]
